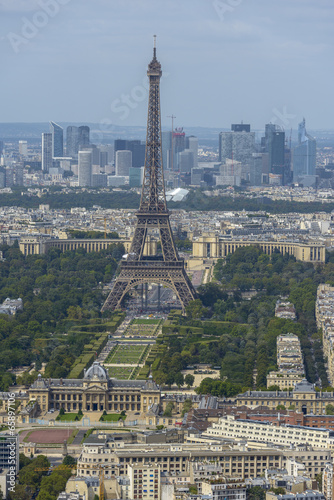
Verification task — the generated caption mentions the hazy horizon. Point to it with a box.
[1,0,333,130]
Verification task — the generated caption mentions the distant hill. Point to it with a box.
[0,123,333,147]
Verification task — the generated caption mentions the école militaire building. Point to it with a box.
[28,362,160,415]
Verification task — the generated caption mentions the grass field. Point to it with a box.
[107,366,134,379]
[105,344,148,364]
[123,319,162,337]
[56,413,83,422]
[99,414,126,422]
[132,318,161,325]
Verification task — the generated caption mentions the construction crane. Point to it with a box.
[34,464,108,500]
[94,217,108,239]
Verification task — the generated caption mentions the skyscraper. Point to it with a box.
[42,133,53,172]
[50,121,63,157]
[161,131,172,170]
[262,124,286,183]
[115,150,132,176]
[66,126,79,158]
[219,124,255,166]
[114,139,145,168]
[186,136,198,168]
[78,150,92,187]
[178,149,194,173]
[19,140,28,156]
[293,118,316,186]
[78,126,90,148]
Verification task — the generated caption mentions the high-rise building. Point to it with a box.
[161,129,186,171]
[219,124,255,166]
[19,140,28,156]
[114,139,145,168]
[100,151,108,169]
[81,145,100,165]
[262,124,286,184]
[78,150,92,187]
[293,118,316,186]
[161,131,172,170]
[178,149,194,173]
[129,166,144,187]
[173,128,186,170]
[66,126,79,158]
[115,150,132,176]
[42,133,53,172]
[50,121,63,157]
[78,126,90,148]
[0,141,3,156]
[231,123,251,132]
[250,153,264,186]
[191,167,203,186]
[186,136,198,168]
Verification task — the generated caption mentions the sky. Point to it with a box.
[0,0,333,130]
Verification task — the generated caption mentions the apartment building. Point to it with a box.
[316,285,334,385]
[203,415,334,450]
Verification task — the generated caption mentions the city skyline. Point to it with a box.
[0,0,333,129]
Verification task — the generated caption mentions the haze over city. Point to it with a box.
[1,0,333,129]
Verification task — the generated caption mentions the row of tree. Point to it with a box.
[0,243,124,389]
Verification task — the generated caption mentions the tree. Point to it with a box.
[182,398,193,416]
[163,402,174,417]
[63,455,76,466]
[185,374,195,388]
[326,404,334,415]
[247,486,266,500]
[59,407,65,416]
[316,472,323,490]
[276,404,286,410]
[174,373,184,388]
[19,453,32,469]
[270,487,286,495]
[185,299,208,320]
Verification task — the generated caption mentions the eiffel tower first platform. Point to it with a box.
[102,38,196,313]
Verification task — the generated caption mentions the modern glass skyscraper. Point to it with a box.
[115,150,132,176]
[114,139,145,168]
[186,136,198,168]
[219,125,255,165]
[42,133,53,171]
[50,121,63,157]
[293,118,316,185]
[66,126,79,158]
[78,126,90,148]
[78,150,92,186]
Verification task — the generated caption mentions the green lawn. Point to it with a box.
[100,414,126,422]
[107,366,134,379]
[105,344,149,364]
[56,413,83,422]
[132,318,161,325]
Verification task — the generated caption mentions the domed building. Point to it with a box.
[28,361,160,415]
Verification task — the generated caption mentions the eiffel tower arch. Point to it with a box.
[102,38,196,313]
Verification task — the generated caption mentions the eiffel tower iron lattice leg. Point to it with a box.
[102,38,196,313]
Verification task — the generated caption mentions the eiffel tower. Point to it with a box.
[102,38,196,312]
